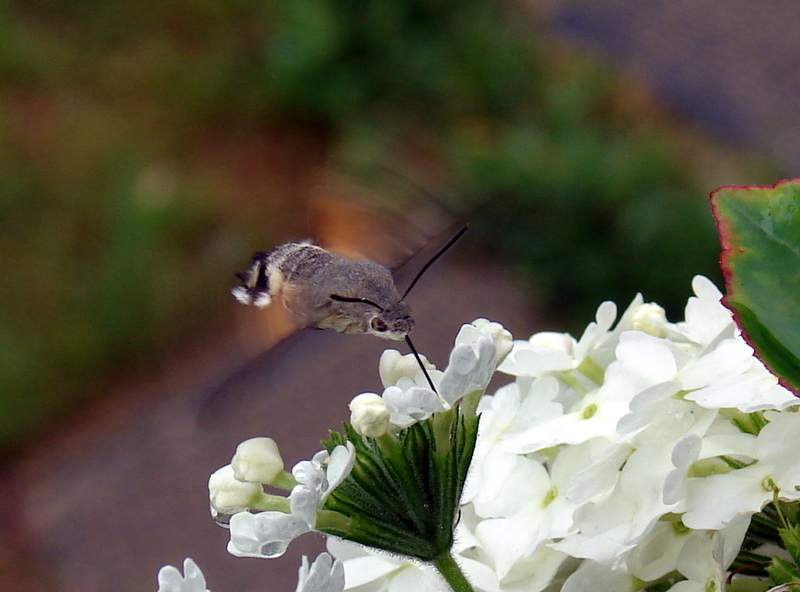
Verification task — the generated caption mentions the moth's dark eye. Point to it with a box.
[370,317,388,332]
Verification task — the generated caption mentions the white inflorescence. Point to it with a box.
[330,276,800,592]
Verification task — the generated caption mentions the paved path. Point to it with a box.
[545,0,800,172]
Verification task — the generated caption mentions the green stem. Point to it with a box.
[772,492,786,528]
[433,552,475,592]
[252,492,291,513]
[576,356,605,386]
[271,470,298,491]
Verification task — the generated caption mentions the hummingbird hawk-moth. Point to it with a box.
[230,226,468,392]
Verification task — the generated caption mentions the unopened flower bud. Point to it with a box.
[208,465,262,517]
[631,303,668,338]
[379,349,435,388]
[349,393,391,437]
[528,331,575,354]
[231,437,284,485]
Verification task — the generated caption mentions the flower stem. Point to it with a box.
[433,552,475,592]
[271,470,298,491]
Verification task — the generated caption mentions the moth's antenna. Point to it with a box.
[405,335,437,393]
[402,225,468,300]
[329,295,438,393]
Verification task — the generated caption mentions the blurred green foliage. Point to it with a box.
[452,60,730,327]
[0,0,775,451]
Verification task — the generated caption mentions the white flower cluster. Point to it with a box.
[349,319,513,436]
[333,276,800,592]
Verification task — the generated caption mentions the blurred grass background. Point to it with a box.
[0,0,777,453]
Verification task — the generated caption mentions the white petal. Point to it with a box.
[156,559,209,592]
[325,443,356,495]
[497,343,575,377]
[628,521,690,582]
[379,349,435,388]
[560,560,634,592]
[340,555,401,588]
[681,464,773,529]
[295,553,345,592]
[382,385,443,427]
[293,460,326,494]
[228,511,311,558]
[290,484,319,526]
[683,276,731,345]
[616,332,677,384]
[573,300,618,362]
[567,442,631,505]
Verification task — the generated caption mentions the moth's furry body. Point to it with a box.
[232,242,414,341]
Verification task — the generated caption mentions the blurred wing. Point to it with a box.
[198,328,329,426]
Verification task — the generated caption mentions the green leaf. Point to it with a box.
[726,301,800,394]
[710,179,800,394]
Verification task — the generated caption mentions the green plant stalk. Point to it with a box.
[271,470,298,491]
[433,551,475,592]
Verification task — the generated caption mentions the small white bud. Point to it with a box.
[631,303,668,338]
[231,437,284,485]
[208,465,262,517]
[528,331,575,354]
[470,318,514,365]
[349,393,391,438]
[379,349,435,388]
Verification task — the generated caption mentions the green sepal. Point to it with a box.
[319,403,480,561]
[766,555,800,585]
[779,523,800,568]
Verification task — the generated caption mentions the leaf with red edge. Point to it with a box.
[710,179,800,394]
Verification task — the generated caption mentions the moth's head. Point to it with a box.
[329,293,413,341]
[368,301,414,341]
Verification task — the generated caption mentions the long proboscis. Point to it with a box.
[405,335,437,394]
[401,225,468,300]
[329,293,438,393]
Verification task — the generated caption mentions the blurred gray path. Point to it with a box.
[544,0,800,172]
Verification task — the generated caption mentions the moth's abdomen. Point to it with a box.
[231,242,324,309]
[276,243,338,285]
